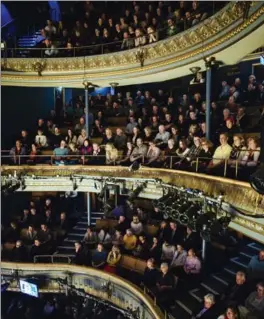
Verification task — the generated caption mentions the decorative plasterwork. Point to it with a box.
[1,2,264,87]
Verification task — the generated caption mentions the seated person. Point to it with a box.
[186,135,202,168]
[217,306,241,319]
[115,215,130,234]
[116,141,134,166]
[30,239,44,261]
[130,215,144,236]
[193,294,216,319]
[153,263,177,307]
[114,128,127,150]
[154,125,170,150]
[11,240,28,262]
[143,258,159,289]
[163,138,177,168]
[198,138,214,172]
[170,244,187,273]
[143,141,161,167]
[240,137,261,178]
[51,127,63,148]
[174,138,190,167]
[38,224,52,246]
[9,140,27,165]
[133,235,149,259]
[102,128,115,145]
[248,250,264,282]
[56,212,69,232]
[207,133,232,175]
[4,222,20,243]
[22,225,38,246]
[83,227,98,246]
[27,143,41,165]
[130,137,148,164]
[88,143,105,165]
[73,241,86,265]
[136,207,149,224]
[74,117,86,135]
[123,229,137,253]
[92,243,107,269]
[222,271,248,307]
[91,119,104,138]
[183,248,202,276]
[183,226,201,252]
[77,129,88,148]
[53,140,69,165]
[35,129,48,149]
[104,245,121,274]
[161,241,175,263]
[112,230,124,246]
[240,282,264,319]
[79,139,92,163]
[105,143,119,165]
[97,228,112,246]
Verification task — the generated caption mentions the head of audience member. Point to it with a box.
[233,134,244,148]
[168,138,175,149]
[34,239,41,247]
[15,240,22,248]
[203,294,215,310]
[74,241,82,252]
[54,127,61,135]
[235,271,246,285]
[60,212,66,221]
[201,138,213,151]
[256,282,264,298]
[41,224,48,232]
[153,236,158,245]
[223,108,231,120]
[126,229,133,237]
[59,140,66,149]
[146,258,155,269]
[132,215,140,225]
[97,243,104,252]
[178,138,188,151]
[136,138,143,147]
[223,306,240,319]
[193,136,201,148]
[247,136,259,150]
[176,244,184,253]
[30,208,36,216]
[259,250,264,261]
[189,111,197,121]
[160,262,169,275]
[126,141,133,150]
[144,127,152,138]
[170,222,177,231]
[92,143,100,153]
[188,248,197,258]
[219,133,229,146]
[158,125,165,134]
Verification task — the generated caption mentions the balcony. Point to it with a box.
[1,2,264,87]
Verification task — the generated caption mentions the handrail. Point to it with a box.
[1,152,261,180]
[33,254,74,264]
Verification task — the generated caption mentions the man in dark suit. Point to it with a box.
[11,240,28,262]
[166,222,183,245]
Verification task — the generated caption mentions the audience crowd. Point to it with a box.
[2,194,264,318]
[7,73,263,181]
[36,1,222,57]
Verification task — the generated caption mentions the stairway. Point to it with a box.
[54,212,104,255]
[169,241,263,319]
[16,30,44,57]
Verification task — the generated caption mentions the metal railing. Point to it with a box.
[1,151,260,180]
[33,254,73,264]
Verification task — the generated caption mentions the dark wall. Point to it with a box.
[1,86,54,149]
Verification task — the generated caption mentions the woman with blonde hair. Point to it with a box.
[105,143,119,165]
[198,138,214,172]
[187,124,199,146]
[143,126,153,144]
[105,245,121,274]
[240,136,261,180]
[102,127,115,145]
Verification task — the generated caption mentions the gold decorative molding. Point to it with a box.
[1,165,264,215]
[1,262,164,319]
[1,2,263,84]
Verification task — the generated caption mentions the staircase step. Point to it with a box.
[201,276,227,295]
[189,288,205,303]
[176,292,202,316]
[68,232,85,237]
[211,274,229,286]
[230,257,248,269]
[247,242,263,252]
[170,303,192,319]
[73,226,87,231]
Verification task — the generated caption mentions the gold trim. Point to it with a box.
[1,262,164,319]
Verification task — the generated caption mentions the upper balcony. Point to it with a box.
[2,1,264,88]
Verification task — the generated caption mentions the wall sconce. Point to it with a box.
[82,81,99,90]
[135,47,147,67]
[32,60,46,76]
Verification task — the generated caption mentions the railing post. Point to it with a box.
[196,157,199,172]
[224,159,227,177]
[170,156,172,169]
[235,159,238,179]
[18,156,21,166]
